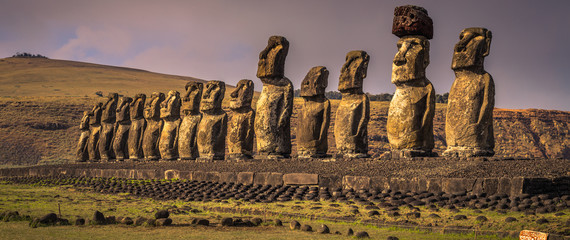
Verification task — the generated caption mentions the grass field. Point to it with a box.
[4,181,567,239]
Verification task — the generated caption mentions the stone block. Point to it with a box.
[254,172,270,185]
[283,173,319,185]
[237,172,254,185]
[164,170,180,180]
[220,172,238,183]
[426,178,442,193]
[519,230,548,240]
[135,169,158,179]
[369,176,387,190]
[483,178,499,195]
[320,175,342,189]
[342,175,370,190]
[392,5,433,39]
[267,172,284,186]
[192,171,221,183]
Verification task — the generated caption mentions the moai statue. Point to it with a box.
[142,92,165,161]
[159,90,182,160]
[112,97,132,161]
[197,81,227,161]
[99,93,118,161]
[127,94,146,160]
[254,35,293,159]
[227,79,255,161]
[297,66,331,158]
[76,111,90,162]
[178,82,203,160]
[387,5,436,158]
[444,28,495,157]
[87,103,102,161]
[334,51,370,158]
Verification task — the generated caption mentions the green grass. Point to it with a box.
[0,182,531,239]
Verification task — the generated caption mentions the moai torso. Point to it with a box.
[142,92,165,160]
[386,36,435,156]
[99,93,118,161]
[112,97,132,161]
[297,66,331,158]
[334,51,370,158]
[227,79,255,160]
[76,111,90,162]
[178,82,203,160]
[159,90,182,160]
[197,81,227,161]
[128,94,146,160]
[444,28,495,157]
[88,103,102,161]
[254,36,293,158]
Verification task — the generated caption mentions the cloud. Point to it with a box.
[52,26,132,61]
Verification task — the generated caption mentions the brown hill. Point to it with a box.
[0,58,568,166]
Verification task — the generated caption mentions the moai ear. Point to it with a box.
[482,30,492,57]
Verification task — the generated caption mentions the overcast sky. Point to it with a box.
[1,0,569,110]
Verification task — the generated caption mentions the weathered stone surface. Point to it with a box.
[197,81,227,161]
[392,5,433,39]
[334,51,370,158]
[255,36,293,158]
[142,92,165,160]
[387,36,435,158]
[87,103,103,161]
[519,230,548,240]
[297,66,331,158]
[227,79,255,160]
[444,28,495,158]
[178,82,202,160]
[159,90,182,160]
[283,173,318,185]
[76,111,90,162]
[237,172,254,185]
[99,93,118,161]
[128,94,146,160]
[112,97,132,161]
[343,175,371,190]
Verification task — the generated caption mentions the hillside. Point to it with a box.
[0,57,568,166]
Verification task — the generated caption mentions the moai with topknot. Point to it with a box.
[159,90,182,160]
[444,28,495,157]
[297,66,331,158]
[227,79,255,161]
[178,82,203,160]
[128,94,146,160]
[387,5,436,159]
[334,51,370,158]
[76,111,90,162]
[254,36,294,159]
[142,92,165,161]
[112,96,132,161]
[99,93,118,161]
[87,103,102,161]
[197,80,227,161]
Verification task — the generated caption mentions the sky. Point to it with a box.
[1,0,569,111]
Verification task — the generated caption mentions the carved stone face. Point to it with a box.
[301,66,328,97]
[130,94,146,120]
[452,28,492,70]
[257,36,289,80]
[144,92,165,120]
[116,97,133,122]
[101,92,119,122]
[339,51,369,93]
[182,82,203,114]
[160,90,181,119]
[230,79,253,109]
[201,80,225,112]
[89,102,103,125]
[391,35,430,84]
[392,5,433,39]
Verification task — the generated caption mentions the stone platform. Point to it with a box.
[1,157,568,196]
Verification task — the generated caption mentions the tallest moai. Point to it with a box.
[387,5,436,159]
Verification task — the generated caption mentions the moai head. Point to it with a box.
[101,93,119,122]
[201,80,225,112]
[452,27,492,70]
[89,102,103,125]
[257,36,289,80]
[339,51,369,93]
[181,82,203,115]
[116,97,133,122]
[391,35,430,85]
[144,92,165,120]
[392,5,433,39]
[301,66,328,97]
[80,111,90,130]
[230,79,254,110]
[160,90,181,119]
[130,94,146,120]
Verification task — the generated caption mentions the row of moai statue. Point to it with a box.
[76,5,494,161]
